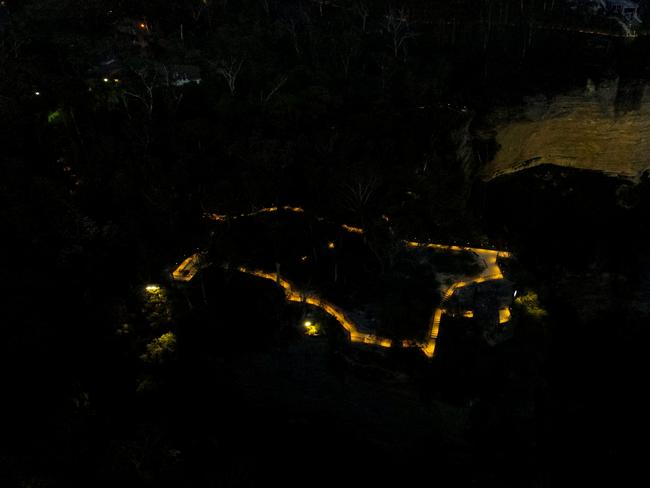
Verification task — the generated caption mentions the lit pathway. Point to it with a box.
[406,243,511,357]
[174,206,512,358]
[238,267,392,348]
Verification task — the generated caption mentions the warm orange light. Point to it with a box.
[327,242,335,249]
[342,224,363,234]
[207,213,227,221]
[172,253,202,281]
[499,307,511,324]
[422,341,436,358]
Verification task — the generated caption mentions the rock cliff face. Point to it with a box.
[482,79,650,181]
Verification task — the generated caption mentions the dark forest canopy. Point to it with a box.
[3,0,644,249]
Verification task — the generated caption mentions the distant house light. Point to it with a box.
[513,290,517,298]
[34,91,40,96]
[145,285,161,292]
[103,78,109,82]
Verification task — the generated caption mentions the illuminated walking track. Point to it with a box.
[174,206,512,358]
[237,267,393,348]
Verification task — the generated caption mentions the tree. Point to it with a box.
[278,2,311,56]
[353,1,370,33]
[211,57,243,94]
[383,6,417,59]
[338,31,360,79]
[340,173,379,221]
[260,73,288,105]
[124,66,157,118]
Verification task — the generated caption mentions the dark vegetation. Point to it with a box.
[483,164,650,485]
[1,0,648,486]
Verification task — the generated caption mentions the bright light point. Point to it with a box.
[139,22,146,29]
[303,320,319,336]
[34,91,40,96]
[113,78,120,83]
[300,255,308,262]
[327,242,335,249]
[103,78,109,82]
[513,290,518,297]
[145,285,160,292]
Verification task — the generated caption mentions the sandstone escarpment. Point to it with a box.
[482,79,650,181]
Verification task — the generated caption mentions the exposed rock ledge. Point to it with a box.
[482,79,650,181]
